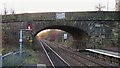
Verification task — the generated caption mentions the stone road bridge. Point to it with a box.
[2,11,120,49]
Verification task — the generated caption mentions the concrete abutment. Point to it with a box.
[71,40,87,50]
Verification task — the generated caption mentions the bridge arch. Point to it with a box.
[35,25,89,40]
[34,25,90,49]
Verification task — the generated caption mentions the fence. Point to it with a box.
[2,51,25,66]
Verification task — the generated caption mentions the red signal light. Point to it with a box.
[26,24,32,30]
[27,25,31,29]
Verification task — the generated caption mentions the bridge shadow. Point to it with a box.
[33,25,90,50]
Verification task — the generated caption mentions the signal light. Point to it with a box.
[27,25,31,29]
[26,24,32,30]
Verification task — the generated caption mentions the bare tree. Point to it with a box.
[95,3,105,11]
[4,7,7,15]
[4,3,7,15]
[10,9,15,14]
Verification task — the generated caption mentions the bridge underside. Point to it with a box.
[35,25,90,49]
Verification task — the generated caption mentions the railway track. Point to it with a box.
[39,40,70,68]
[44,41,102,66]
[43,40,117,66]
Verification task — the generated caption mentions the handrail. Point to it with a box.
[2,51,24,58]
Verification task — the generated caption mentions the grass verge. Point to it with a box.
[2,44,40,66]
[23,45,39,65]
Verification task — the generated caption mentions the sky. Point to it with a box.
[0,0,116,14]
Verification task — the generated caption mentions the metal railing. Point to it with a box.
[2,51,25,66]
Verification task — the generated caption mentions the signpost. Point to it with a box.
[56,12,65,19]
[64,33,67,42]
[64,33,68,47]
[19,24,32,56]
[19,30,23,56]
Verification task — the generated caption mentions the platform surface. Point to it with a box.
[86,49,120,59]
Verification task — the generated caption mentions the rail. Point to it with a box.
[40,40,70,67]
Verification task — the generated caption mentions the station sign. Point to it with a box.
[64,33,67,40]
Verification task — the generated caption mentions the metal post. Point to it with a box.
[0,54,2,68]
[19,29,23,56]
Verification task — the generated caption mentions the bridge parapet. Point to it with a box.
[2,11,120,23]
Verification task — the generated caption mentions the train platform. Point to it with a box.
[85,49,120,59]
[101,47,119,52]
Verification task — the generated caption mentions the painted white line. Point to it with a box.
[42,41,70,66]
[37,64,47,68]
[39,41,55,68]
